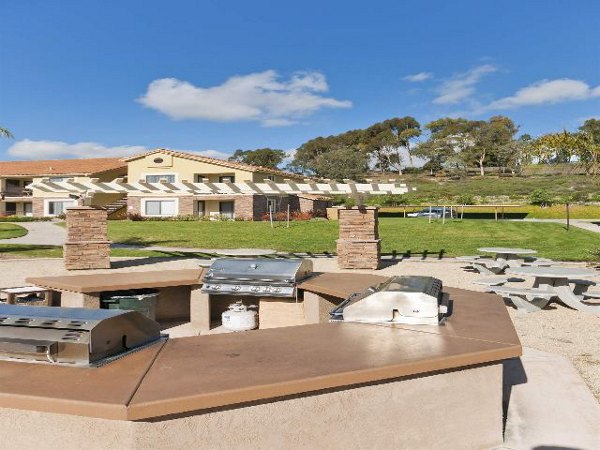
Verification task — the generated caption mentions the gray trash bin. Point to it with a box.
[100,289,159,321]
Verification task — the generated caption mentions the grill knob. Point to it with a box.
[274,288,281,292]
[214,285,221,290]
[232,285,241,291]
[251,286,260,292]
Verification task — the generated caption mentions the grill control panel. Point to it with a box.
[202,283,294,297]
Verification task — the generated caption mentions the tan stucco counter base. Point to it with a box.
[0,363,502,450]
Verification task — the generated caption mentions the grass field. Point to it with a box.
[1,219,597,261]
[104,218,599,261]
[0,223,28,240]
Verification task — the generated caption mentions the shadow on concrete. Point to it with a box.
[502,357,528,436]
[382,249,446,260]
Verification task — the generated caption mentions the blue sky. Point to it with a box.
[1,0,599,161]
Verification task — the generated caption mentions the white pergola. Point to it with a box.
[28,177,413,197]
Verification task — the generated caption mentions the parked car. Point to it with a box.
[406,207,458,219]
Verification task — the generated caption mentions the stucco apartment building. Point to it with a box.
[0,158,127,217]
[125,149,330,220]
[1,149,329,219]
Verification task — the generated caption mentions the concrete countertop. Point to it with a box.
[27,269,204,293]
[0,274,521,421]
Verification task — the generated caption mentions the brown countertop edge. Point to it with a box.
[126,344,521,421]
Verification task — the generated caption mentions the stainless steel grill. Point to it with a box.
[0,304,162,367]
[330,276,450,325]
[201,258,313,297]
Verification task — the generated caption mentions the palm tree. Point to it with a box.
[0,126,13,138]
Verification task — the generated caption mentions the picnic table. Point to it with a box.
[502,266,600,313]
[478,247,537,261]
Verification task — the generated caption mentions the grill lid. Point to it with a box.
[330,276,449,325]
[203,258,313,284]
[0,304,162,367]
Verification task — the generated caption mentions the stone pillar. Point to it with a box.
[63,206,111,270]
[336,207,381,269]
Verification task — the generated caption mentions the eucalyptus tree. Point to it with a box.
[229,148,287,168]
[0,126,13,138]
[364,117,421,173]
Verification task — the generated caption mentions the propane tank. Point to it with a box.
[221,301,258,332]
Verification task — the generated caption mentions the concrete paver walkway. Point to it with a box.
[3,222,66,246]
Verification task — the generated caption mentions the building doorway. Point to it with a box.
[219,201,234,219]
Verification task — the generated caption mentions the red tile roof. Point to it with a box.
[124,149,305,180]
[0,158,127,177]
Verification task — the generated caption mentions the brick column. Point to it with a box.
[63,206,111,270]
[336,207,381,269]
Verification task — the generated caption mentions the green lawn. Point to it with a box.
[0,223,28,240]
[104,218,600,261]
[1,219,597,261]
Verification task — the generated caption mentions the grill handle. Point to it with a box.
[0,338,58,363]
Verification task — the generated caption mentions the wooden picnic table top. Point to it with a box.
[26,269,204,293]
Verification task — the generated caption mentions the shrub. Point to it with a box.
[128,213,144,221]
[291,210,314,221]
[529,189,553,207]
[455,194,476,205]
[0,216,52,222]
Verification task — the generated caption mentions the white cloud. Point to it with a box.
[6,140,230,161]
[433,64,497,105]
[403,72,433,82]
[485,78,600,110]
[7,140,147,160]
[138,70,352,127]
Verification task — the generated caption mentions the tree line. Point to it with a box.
[230,117,600,180]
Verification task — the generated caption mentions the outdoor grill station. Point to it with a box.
[0,180,522,449]
[0,262,521,449]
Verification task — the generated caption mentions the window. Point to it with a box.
[197,201,205,216]
[24,203,32,217]
[219,201,234,219]
[6,179,21,188]
[266,175,276,181]
[219,175,235,183]
[47,200,75,216]
[153,157,164,164]
[5,202,17,215]
[144,200,176,216]
[267,198,277,213]
[194,174,208,183]
[145,174,176,183]
[49,177,67,182]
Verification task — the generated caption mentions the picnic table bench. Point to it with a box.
[487,266,600,313]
